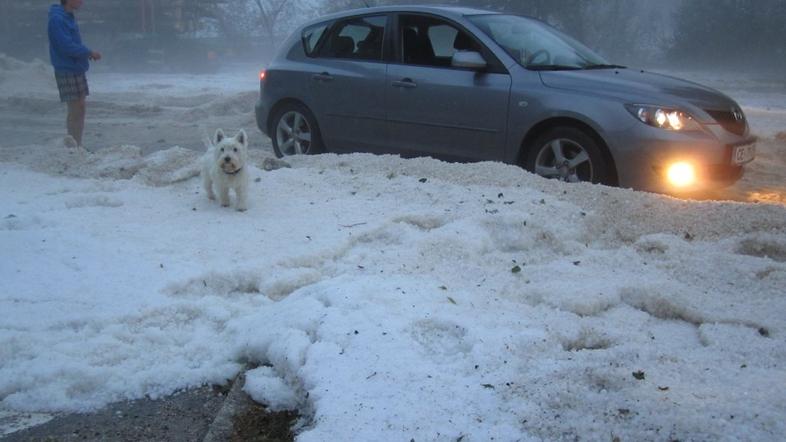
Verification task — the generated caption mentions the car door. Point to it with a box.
[308,14,391,153]
[386,13,512,161]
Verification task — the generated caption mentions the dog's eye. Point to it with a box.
[233,148,238,152]
[220,148,224,152]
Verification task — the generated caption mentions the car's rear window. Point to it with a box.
[318,15,387,61]
[303,22,330,57]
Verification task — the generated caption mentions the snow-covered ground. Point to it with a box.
[1,56,786,440]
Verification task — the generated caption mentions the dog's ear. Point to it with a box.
[236,129,248,148]
[214,129,225,145]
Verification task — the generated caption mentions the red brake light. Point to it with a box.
[259,70,266,81]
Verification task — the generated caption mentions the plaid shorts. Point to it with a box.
[55,72,89,102]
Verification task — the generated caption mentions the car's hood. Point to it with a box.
[539,68,739,121]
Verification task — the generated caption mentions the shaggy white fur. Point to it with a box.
[201,129,249,211]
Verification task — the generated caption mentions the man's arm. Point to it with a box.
[48,18,91,59]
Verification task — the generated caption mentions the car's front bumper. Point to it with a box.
[610,124,756,194]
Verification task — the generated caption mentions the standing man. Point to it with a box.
[48,0,101,149]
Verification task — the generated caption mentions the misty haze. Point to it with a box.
[2,0,785,201]
[1,1,785,441]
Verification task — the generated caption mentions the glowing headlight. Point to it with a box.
[626,105,701,131]
[666,162,697,188]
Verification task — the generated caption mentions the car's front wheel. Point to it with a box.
[271,103,324,158]
[526,127,610,185]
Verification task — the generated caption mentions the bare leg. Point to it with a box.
[66,97,86,146]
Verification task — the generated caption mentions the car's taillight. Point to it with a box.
[259,70,266,81]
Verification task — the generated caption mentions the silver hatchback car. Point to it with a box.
[255,6,756,193]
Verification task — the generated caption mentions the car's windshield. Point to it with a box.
[468,14,612,70]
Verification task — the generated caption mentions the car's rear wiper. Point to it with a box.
[526,65,583,71]
[582,64,627,70]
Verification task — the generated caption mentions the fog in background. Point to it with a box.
[1,0,785,76]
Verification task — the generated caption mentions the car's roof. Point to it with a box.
[304,5,500,26]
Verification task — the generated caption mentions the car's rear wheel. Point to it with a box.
[271,103,324,158]
[526,127,610,185]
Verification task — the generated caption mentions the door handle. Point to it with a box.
[312,72,334,82]
[392,78,417,89]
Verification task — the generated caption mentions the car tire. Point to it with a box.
[271,103,324,158]
[526,127,611,185]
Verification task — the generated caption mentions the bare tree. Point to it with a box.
[212,0,322,49]
[252,0,292,44]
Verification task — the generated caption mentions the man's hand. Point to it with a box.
[89,51,102,61]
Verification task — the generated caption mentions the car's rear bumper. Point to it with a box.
[255,99,270,137]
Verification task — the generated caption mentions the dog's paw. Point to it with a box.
[236,196,248,212]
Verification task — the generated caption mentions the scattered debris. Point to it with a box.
[260,157,291,171]
[231,403,297,442]
[340,222,368,228]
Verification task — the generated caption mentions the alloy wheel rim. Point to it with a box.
[534,138,594,183]
[276,111,312,156]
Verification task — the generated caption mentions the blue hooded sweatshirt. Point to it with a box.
[48,4,91,74]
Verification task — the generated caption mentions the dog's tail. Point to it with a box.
[201,132,214,152]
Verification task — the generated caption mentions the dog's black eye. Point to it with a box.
[233,148,238,152]
[220,148,224,152]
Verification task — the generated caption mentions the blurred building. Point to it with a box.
[0,0,232,71]
[0,0,214,58]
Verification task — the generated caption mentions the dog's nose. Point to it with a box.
[224,156,231,163]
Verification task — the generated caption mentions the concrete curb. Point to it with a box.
[202,372,254,442]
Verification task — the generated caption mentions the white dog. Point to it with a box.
[202,129,249,211]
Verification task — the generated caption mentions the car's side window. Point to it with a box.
[318,15,387,61]
[302,22,330,57]
[399,15,482,68]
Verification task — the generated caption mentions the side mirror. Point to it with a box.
[451,51,487,70]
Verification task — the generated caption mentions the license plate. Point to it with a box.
[733,144,755,165]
